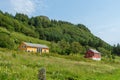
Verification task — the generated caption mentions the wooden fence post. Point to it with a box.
[38,68,46,80]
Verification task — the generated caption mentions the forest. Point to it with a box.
[0,10,119,57]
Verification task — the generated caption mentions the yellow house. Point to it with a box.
[18,42,49,53]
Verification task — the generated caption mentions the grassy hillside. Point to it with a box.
[0,27,50,49]
[11,32,50,47]
[0,48,120,80]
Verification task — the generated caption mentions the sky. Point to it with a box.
[0,0,120,45]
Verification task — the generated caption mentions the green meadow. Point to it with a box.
[0,48,120,80]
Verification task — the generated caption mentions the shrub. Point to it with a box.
[0,32,15,49]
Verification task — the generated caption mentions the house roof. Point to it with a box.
[89,49,100,54]
[23,42,49,48]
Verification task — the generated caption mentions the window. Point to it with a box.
[27,50,30,52]
[44,50,46,53]
[37,48,42,53]
[22,45,26,48]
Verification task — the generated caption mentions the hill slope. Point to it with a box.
[0,27,50,49]
[0,10,112,55]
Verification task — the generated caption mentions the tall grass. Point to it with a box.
[0,48,120,80]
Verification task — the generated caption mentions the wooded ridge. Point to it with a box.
[0,10,119,56]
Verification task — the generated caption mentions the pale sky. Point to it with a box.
[0,0,120,45]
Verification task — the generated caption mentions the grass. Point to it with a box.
[0,27,51,49]
[1,48,120,80]
[0,27,10,34]
[11,32,50,46]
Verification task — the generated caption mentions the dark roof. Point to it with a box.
[89,49,100,54]
[23,42,49,48]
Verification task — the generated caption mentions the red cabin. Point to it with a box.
[84,49,101,61]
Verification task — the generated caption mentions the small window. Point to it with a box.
[27,50,30,52]
[22,45,26,48]
[44,50,46,53]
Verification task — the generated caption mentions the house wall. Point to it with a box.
[84,51,94,58]
[92,53,101,58]
[27,47,37,52]
[19,42,49,53]
[92,57,101,61]
[42,48,49,53]
[92,53,101,61]
[18,43,27,51]
[85,51,101,61]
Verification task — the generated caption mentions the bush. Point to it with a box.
[0,32,15,49]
